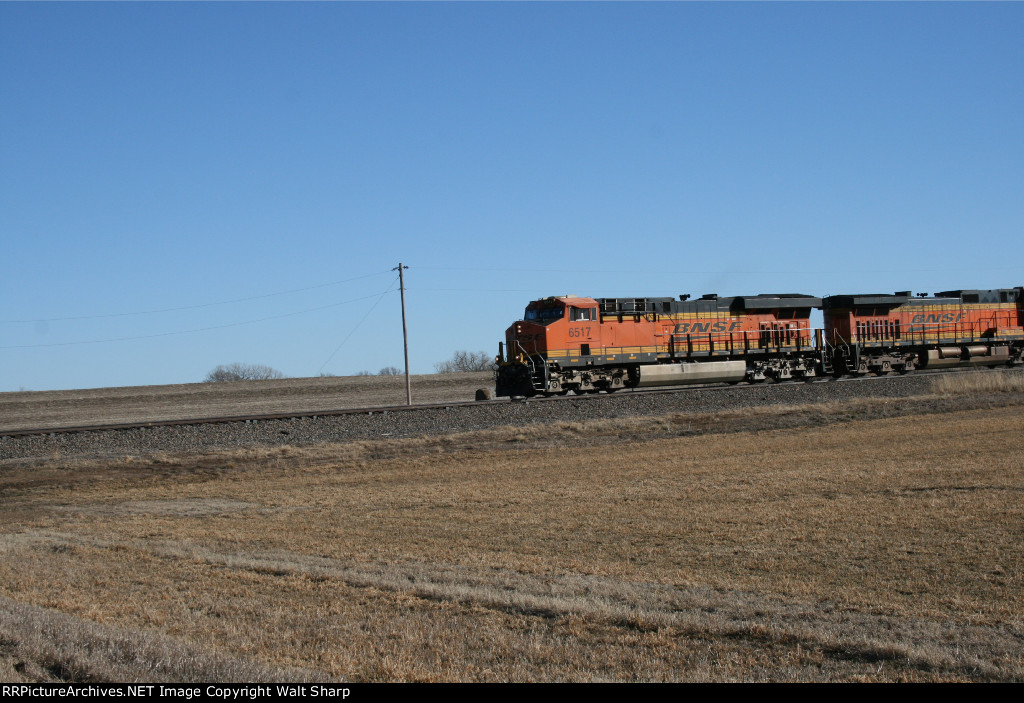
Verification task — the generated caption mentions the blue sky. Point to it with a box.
[2,2,1022,391]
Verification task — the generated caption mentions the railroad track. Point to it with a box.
[0,370,959,439]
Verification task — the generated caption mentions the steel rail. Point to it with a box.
[0,367,993,439]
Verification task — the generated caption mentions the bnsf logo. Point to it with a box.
[910,313,963,324]
[673,321,744,334]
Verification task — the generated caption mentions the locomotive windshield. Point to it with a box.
[524,304,564,323]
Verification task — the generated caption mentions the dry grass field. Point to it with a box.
[0,372,493,431]
[1,375,1022,682]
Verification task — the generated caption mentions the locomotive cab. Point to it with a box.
[502,296,602,360]
[496,296,603,397]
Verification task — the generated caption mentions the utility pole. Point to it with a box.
[394,263,412,405]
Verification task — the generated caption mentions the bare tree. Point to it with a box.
[378,366,402,376]
[353,370,373,376]
[204,363,284,382]
[433,350,493,373]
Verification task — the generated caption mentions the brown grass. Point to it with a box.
[0,372,492,431]
[1,399,1022,681]
[930,368,1024,395]
[0,597,326,683]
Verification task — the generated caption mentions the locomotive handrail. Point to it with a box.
[842,319,1013,345]
[514,340,535,371]
[647,326,822,357]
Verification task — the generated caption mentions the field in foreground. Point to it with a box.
[1,399,1022,681]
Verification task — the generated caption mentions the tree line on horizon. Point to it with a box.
[204,350,493,382]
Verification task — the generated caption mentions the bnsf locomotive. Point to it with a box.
[494,287,1024,397]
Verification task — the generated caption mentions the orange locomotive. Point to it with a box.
[495,287,1024,397]
[822,288,1024,375]
[496,292,823,397]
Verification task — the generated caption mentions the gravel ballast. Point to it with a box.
[0,374,969,461]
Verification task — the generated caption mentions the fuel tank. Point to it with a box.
[636,360,747,387]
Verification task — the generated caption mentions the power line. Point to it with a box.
[415,265,1024,275]
[2,269,394,324]
[415,288,542,293]
[0,291,394,350]
[318,276,400,374]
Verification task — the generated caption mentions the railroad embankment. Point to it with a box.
[3,370,1023,462]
